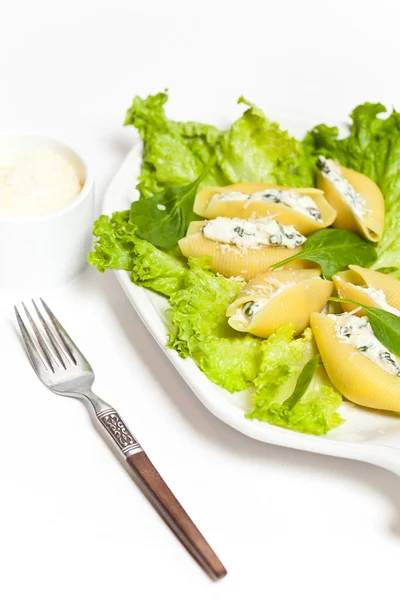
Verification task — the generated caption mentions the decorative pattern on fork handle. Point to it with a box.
[97,408,142,456]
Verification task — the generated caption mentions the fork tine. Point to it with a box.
[15,306,50,375]
[40,299,79,365]
[32,300,66,369]
[22,302,55,373]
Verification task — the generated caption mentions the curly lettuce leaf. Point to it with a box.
[216,97,314,187]
[130,240,187,297]
[124,92,226,198]
[168,258,261,392]
[125,92,315,203]
[247,324,342,435]
[88,211,187,296]
[124,91,173,141]
[304,103,390,180]
[194,335,261,393]
[88,212,137,272]
[304,102,400,275]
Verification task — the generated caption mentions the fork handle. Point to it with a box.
[126,451,227,580]
[92,401,226,580]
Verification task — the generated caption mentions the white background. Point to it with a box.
[1,1,400,598]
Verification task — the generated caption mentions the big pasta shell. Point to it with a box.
[311,312,400,412]
[194,183,337,235]
[317,164,385,242]
[333,265,400,315]
[179,221,311,280]
[226,269,332,337]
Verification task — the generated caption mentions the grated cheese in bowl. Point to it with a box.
[0,147,83,217]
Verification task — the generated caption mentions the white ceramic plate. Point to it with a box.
[103,112,400,476]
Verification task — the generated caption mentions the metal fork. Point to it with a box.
[15,299,227,580]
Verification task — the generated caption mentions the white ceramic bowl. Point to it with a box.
[0,134,94,291]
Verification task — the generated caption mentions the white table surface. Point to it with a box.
[1,1,400,598]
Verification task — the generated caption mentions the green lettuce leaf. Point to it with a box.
[217,97,314,187]
[88,212,137,272]
[88,211,187,296]
[303,103,391,181]
[304,102,400,275]
[130,240,187,297]
[124,92,226,198]
[168,258,261,392]
[247,324,343,435]
[125,92,315,204]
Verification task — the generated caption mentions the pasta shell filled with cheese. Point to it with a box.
[317,156,385,242]
[178,218,312,280]
[194,183,337,235]
[311,312,400,412]
[226,269,333,338]
[333,265,400,316]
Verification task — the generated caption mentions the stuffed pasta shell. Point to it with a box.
[317,156,385,242]
[333,265,400,316]
[194,183,336,235]
[311,312,400,412]
[178,217,311,280]
[226,269,333,337]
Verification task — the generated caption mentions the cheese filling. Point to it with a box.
[239,280,296,323]
[330,313,400,376]
[201,217,305,249]
[352,285,400,317]
[212,188,322,221]
[317,156,369,222]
